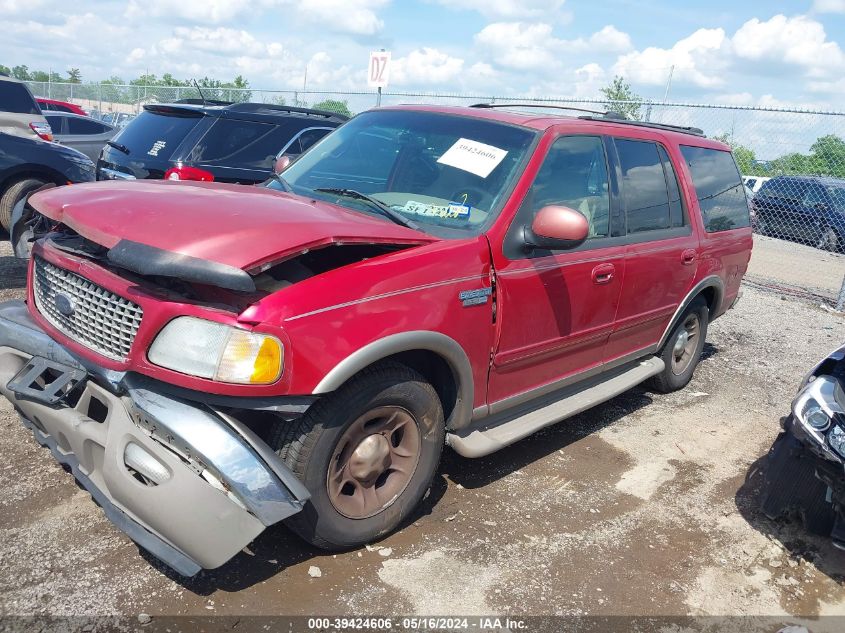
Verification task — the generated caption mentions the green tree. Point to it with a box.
[600,75,642,121]
[11,65,30,80]
[66,68,82,83]
[311,98,353,117]
[712,133,759,175]
[0,65,10,76]
[809,134,845,177]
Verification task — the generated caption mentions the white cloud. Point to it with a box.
[813,0,845,12]
[296,0,388,35]
[732,15,845,76]
[588,26,632,53]
[475,22,632,71]
[435,0,567,20]
[124,0,387,35]
[392,47,464,85]
[613,27,727,88]
[125,0,272,24]
[0,0,44,13]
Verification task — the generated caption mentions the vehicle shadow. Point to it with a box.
[735,452,845,581]
[443,386,656,491]
[142,467,450,595]
[144,346,716,593]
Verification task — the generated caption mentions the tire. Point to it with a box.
[0,177,48,232]
[270,361,445,549]
[649,297,709,394]
[817,227,840,252]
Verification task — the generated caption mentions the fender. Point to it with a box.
[313,330,475,430]
[657,275,724,351]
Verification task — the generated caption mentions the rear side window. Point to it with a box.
[615,139,671,233]
[192,118,297,169]
[0,81,40,115]
[680,146,750,232]
[68,117,109,134]
[44,115,63,133]
[759,177,807,203]
[285,127,332,156]
[113,110,202,158]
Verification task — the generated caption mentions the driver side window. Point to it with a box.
[523,136,610,239]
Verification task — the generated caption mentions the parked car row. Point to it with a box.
[0,101,753,575]
[749,174,845,251]
[98,101,346,183]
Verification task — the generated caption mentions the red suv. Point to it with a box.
[0,105,752,575]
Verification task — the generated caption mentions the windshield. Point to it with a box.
[826,185,845,208]
[270,110,537,236]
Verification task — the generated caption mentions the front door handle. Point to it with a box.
[592,263,615,284]
[681,249,697,265]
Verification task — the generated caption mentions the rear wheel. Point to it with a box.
[270,362,445,549]
[0,177,48,232]
[650,297,709,393]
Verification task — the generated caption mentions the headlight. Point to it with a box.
[793,375,845,459]
[149,316,283,384]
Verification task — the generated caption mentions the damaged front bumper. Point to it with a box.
[761,368,845,547]
[0,300,309,576]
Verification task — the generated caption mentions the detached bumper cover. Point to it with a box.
[0,300,309,576]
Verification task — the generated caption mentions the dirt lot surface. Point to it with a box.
[2,237,845,627]
[746,234,845,302]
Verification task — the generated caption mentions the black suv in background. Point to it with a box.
[751,175,845,251]
[97,102,348,184]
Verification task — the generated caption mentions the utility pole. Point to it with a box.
[663,65,675,103]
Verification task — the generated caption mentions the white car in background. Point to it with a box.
[743,175,770,194]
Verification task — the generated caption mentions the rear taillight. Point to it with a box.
[30,121,53,142]
[164,165,215,182]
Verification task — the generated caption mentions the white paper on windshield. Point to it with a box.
[437,138,508,178]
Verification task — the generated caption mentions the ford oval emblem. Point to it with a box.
[54,294,75,317]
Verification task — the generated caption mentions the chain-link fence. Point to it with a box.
[26,81,845,306]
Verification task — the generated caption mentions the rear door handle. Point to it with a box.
[591,263,615,284]
[681,249,697,265]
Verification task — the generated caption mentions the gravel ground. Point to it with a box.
[1,237,845,627]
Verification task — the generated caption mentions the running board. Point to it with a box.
[447,357,665,458]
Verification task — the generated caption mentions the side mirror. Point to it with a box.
[524,205,589,251]
[273,155,291,174]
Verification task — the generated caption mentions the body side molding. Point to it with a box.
[313,330,475,430]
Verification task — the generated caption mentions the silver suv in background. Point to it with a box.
[0,74,52,142]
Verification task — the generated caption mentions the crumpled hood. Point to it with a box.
[28,180,433,271]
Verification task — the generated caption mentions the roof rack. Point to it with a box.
[226,102,349,120]
[175,98,233,106]
[577,115,705,137]
[470,102,626,118]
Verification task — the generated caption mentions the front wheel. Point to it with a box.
[0,177,48,232]
[270,362,445,549]
[650,297,709,393]
[817,227,840,252]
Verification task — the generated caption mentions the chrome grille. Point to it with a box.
[33,257,143,361]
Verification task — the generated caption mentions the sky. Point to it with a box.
[3,0,845,111]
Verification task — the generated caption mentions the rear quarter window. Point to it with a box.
[191,118,301,169]
[113,110,203,158]
[680,145,750,232]
[0,81,40,115]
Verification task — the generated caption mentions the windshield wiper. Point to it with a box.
[269,171,293,192]
[106,140,129,155]
[314,188,421,231]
